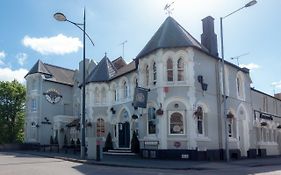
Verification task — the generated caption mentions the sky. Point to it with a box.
[0,0,280,95]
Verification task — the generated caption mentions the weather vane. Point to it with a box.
[164,1,175,16]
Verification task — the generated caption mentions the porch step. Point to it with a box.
[104,149,136,156]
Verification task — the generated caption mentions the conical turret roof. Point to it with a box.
[136,16,208,59]
[86,55,117,83]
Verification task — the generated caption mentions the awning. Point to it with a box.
[66,118,80,128]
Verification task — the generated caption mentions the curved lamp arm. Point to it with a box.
[66,19,95,47]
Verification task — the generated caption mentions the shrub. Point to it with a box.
[104,132,113,152]
[131,131,140,153]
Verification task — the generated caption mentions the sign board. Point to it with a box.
[133,86,149,108]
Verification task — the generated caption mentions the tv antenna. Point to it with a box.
[164,1,175,16]
[230,52,249,66]
[120,40,127,58]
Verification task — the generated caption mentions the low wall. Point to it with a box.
[0,144,22,151]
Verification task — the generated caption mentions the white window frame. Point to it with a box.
[31,99,36,112]
[168,111,185,135]
[147,107,156,135]
[152,62,157,85]
[145,65,149,86]
[166,58,173,82]
[196,107,205,136]
[96,118,105,137]
[236,72,245,100]
[177,57,184,81]
[123,81,128,99]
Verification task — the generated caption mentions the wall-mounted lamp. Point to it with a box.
[110,107,116,114]
[198,75,208,91]
[132,114,138,120]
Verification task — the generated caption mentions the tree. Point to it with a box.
[0,80,26,144]
[104,132,113,152]
[131,131,140,153]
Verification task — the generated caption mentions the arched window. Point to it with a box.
[167,58,173,82]
[227,112,235,138]
[101,87,106,104]
[236,73,244,99]
[169,112,184,134]
[177,58,184,81]
[145,65,149,86]
[112,85,117,102]
[153,62,157,85]
[96,118,105,137]
[237,77,241,96]
[195,106,204,135]
[123,81,128,98]
[148,107,156,134]
[94,88,100,103]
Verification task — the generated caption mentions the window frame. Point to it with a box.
[145,65,149,86]
[166,58,173,82]
[96,118,105,137]
[168,111,185,135]
[196,106,204,136]
[152,62,157,85]
[147,107,156,135]
[177,57,184,81]
[31,99,36,112]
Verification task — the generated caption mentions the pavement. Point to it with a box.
[10,150,281,171]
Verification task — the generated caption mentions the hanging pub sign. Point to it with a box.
[133,86,149,108]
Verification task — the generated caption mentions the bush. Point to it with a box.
[131,131,140,153]
[104,132,113,152]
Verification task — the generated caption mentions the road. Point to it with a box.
[0,152,281,175]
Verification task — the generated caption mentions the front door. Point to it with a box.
[118,122,130,148]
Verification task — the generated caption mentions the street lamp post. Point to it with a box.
[220,0,257,162]
[54,9,94,159]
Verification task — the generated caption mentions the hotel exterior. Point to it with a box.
[24,16,281,160]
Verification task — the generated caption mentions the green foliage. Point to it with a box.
[104,132,113,152]
[0,80,26,144]
[131,131,140,153]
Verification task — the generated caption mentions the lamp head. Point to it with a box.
[245,0,257,7]
[54,12,67,21]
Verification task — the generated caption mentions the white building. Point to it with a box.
[25,16,281,160]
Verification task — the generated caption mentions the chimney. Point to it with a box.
[274,93,281,100]
[201,16,218,57]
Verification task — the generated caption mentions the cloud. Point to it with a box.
[22,34,82,55]
[0,51,6,65]
[0,51,6,59]
[272,81,281,90]
[16,53,28,66]
[239,63,260,70]
[0,67,28,83]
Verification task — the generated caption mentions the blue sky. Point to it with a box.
[0,0,280,95]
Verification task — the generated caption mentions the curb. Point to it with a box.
[22,151,214,171]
